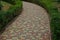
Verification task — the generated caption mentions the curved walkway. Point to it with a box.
[0,1,51,40]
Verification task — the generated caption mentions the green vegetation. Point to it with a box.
[0,0,22,31]
[0,4,2,10]
[55,0,60,3]
[22,0,60,40]
[0,0,2,10]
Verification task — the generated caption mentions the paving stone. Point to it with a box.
[0,1,51,40]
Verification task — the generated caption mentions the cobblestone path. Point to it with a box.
[0,1,51,40]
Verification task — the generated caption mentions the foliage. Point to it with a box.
[0,0,22,31]
[55,0,60,3]
[0,4,1,10]
[2,0,16,5]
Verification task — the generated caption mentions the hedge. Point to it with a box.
[0,0,22,31]
[2,0,17,5]
[0,0,2,10]
[22,0,60,40]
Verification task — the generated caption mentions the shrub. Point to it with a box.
[0,4,2,10]
[0,0,22,31]
[2,0,16,5]
[0,1,2,10]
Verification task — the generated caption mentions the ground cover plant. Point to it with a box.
[0,0,22,31]
[22,0,60,40]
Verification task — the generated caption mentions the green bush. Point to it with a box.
[0,1,2,10]
[22,0,60,40]
[54,0,60,3]
[0,3,1,10]
[2,0,16,4]
[0,0,22,31]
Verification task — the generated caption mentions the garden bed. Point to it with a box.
[0,0,22,31]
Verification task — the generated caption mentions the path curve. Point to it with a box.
[0,1,51,40]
